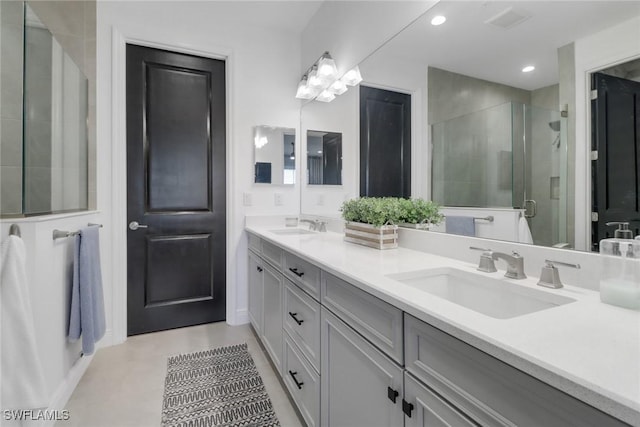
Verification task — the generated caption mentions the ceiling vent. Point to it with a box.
[485,7,531,30]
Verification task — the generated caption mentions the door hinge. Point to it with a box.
[591,150,598,161]
[591,89,598,100]
[387,387,399,404]
[592,212,599,222]
[402,399,414,417]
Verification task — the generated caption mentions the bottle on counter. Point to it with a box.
[599,222,640,310]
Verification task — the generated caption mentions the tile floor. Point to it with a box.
[58,322,303,427]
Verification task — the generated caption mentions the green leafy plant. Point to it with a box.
[341,197,404,227]
[398,198,443,225]
[341,197,443,228]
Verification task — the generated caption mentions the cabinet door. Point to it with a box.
[321,307,403,427]
[262,263,283,373]
[404,372,477,427]
[248,251,263,335]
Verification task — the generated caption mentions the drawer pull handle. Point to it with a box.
[289,370,304,390]
[257,266,263,272]
[289,267,305,277]
[387,387,399,404]
[289,312,304,325]
[402,399,414,417]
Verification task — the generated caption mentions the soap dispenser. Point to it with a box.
[599,222,640,310]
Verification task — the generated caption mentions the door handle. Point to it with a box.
[129,221,148,231]
[289,267,304,277]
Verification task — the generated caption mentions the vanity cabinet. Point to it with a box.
[248,242,284,374]
[246,231,630,427]
[320,307,404,427]
[403,372,477,427]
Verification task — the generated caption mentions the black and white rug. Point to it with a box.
[161,343,280,427]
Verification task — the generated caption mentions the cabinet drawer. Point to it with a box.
[261,240,283,269]
[248,233,261,254]
[283,252,321,300]
[283,333,320,427]
[404,372,476,427]
[284,279,321,372]
[404,314,627,427]
[321,271,403,364]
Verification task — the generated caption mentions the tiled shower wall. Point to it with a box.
[0,1,25,215]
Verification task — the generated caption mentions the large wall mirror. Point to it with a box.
[0,2,89,216]
[299,0,640,252]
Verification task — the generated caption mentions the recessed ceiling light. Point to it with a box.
[431,15,447,26]
[522,65,535,73]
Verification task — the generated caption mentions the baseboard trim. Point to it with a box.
[44,353,93,427]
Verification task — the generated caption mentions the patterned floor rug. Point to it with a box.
[161,343,280,427]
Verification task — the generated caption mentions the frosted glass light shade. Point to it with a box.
[308,68,325,89]
[329,79,348,95]
[316,90,336,103]
[317,55,338,80]
[295,78,315,99]
[341,66,363,86]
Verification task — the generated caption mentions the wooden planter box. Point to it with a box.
[344,222,398,250]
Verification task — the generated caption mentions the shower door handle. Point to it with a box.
[524,200,537,218]
[129,221,148,231]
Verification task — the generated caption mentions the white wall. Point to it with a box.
[573,15,640,251]
[96,1,303,342]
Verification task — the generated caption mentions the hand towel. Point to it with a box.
[445,216,476,236]
[518,216,534,244]
[1,235,48,409]
[68,226,105,355]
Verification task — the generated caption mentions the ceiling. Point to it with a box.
[377,0,640,90]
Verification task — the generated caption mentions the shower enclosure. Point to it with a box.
[431,101,569,247]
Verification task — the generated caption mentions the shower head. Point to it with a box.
[548,120,561,132]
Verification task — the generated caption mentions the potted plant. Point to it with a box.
[398,198,443,229]
[341,197,404,249]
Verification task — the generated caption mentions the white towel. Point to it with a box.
[1,235,48,410]
[518,217,534,244]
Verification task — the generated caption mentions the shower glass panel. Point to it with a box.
[431,101,568,246]
[431,102,513,207]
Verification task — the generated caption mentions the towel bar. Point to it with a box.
[442,215,494,223]
[52,223,103,240]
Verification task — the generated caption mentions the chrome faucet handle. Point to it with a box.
[469,247,497,273]
[537,260,581,289]
[317,221,328,232]
[300,219,317,231]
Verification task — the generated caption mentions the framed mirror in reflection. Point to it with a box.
[299,0,640,251]
[253,125,296,185]
[307,130,343,185]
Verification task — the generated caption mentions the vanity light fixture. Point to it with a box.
[340,65,362,86]
[316,89,336,103]
[295,52,364,102]
[431,15,447,26]
[522,65,535,73]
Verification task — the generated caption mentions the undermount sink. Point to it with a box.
[387,267,575,319]
[269,228,316,235]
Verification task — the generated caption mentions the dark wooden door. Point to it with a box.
[323,132,342,185]
[592,72,640,249]
[360,86,411,197]
[126,44,226,335]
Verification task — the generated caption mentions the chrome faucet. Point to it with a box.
[491,251,527,279]
[299,219,327,232]
[469,247,497,273]
[537,260,580,289]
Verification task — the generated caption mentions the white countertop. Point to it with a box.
[246,225,640,426]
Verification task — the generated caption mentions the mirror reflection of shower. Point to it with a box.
[549,120,561,149]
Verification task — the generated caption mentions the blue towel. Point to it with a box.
[445,216,476,236]
[68,226,105,355]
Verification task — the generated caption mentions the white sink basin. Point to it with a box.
[269,228,316,235]
[387,267,575,319]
